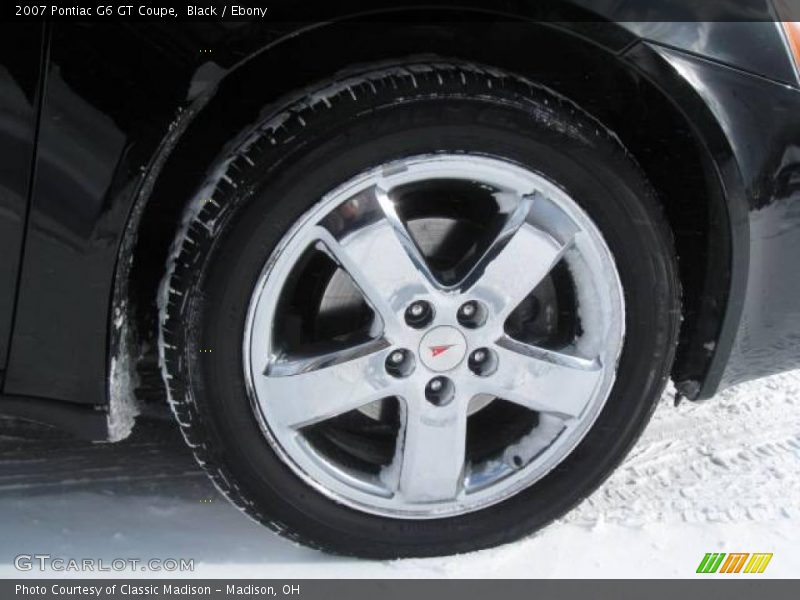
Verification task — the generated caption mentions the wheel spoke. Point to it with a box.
[467,204,572,323]
[484,337,603,418]
[265,338,390,377]
[260,345,394,429]
[394,397,468,503]
[314,186,437,332]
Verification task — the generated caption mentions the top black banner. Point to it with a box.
[5,0,800,22]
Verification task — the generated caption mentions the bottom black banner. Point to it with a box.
[3,580,797,600]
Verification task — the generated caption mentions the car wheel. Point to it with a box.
[159,60,680,557]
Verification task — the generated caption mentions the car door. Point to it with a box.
[0,25,44,382]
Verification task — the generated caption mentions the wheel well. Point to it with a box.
[125,17,729,407]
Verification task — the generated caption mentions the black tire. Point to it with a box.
[159,60,680,558]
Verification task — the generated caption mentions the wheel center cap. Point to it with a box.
[419,326,467,372]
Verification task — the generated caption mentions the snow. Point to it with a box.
[107,305,140,442]
[1,371,798,578]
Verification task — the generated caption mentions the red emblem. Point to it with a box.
[430,344,455,357]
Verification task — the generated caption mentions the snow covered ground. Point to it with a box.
[1,371,798,578]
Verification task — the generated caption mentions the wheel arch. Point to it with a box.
[112,13,743,429]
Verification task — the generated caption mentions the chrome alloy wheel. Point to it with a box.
[244,154,625,518]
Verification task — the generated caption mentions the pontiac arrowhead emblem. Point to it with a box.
[430,344,455,357]
[419,326,467,372]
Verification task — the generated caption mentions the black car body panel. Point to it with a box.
[0,26,43,373]
[626,20,798,84]
[1,1,799,439]
[625,42,800,393]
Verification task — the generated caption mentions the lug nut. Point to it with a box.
[468,347,497,377]
[457,300,486,329]
[385,349,414,378]
[425,376,454,406]
[405,300,434,328]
